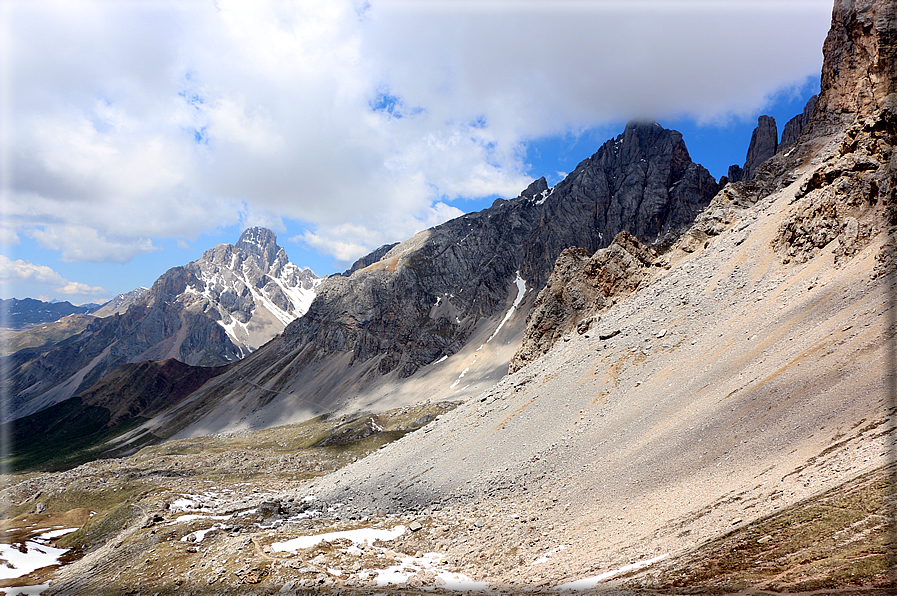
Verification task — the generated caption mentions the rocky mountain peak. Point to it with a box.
[520,177,549,200]
[520,118,718,287]
[742,115,778,181]
[234,226,280,269]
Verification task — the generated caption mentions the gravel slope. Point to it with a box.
[287,127,895,589]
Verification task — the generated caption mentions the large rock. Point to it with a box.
[509,231,655,373]
[268,121,717,381]
[742,115,778,181]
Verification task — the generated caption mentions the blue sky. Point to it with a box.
[1,0,832,304]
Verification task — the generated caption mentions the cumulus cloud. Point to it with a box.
[4,0,832,265]
[0,255,107,297]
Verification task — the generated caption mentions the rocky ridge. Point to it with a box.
[133,120,719,440]
[90,287,150,318]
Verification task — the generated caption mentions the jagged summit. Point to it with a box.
[520,119,719,286]
[232,226,280,270]
[184,227,320,349]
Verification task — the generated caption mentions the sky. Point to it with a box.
[0,0,833,305]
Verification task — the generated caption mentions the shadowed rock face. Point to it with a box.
[520,121,718,288]
[743,115,778,181]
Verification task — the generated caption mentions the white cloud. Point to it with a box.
[26,226,158,264]
[0,254,107,297]
[295,200,465,264]
[4,0,832,265]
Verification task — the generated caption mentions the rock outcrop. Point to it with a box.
[773,0,897,266]
[774,97,896,265]
[509,231,656,373]
[814,0,897,120]
[727,164,744,184]
[271,121,717,383]
[743,115,778,180]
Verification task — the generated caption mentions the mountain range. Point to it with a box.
[2,0,894,592]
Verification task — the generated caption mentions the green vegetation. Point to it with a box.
[646,464,896,593]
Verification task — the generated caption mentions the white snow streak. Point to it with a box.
[555,553,669,590]
[487,271,526,343]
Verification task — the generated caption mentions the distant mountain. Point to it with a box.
[0,298,100,329]
[3,227,320,421]
[91,287,150,318]
[0,314,97,355]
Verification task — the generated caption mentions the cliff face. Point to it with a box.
[742,115,778,181]
[814,0,897,119]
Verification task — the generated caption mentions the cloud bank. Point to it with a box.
[3,0,832,264]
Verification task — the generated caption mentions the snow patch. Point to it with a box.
[373,551,490,591]
[0,539,70,580]
[271,525,406,552]
[487,271,526,343]
[555,553,668,590]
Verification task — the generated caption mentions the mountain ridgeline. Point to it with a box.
[136,120,720,440]
[279,121,716,378]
